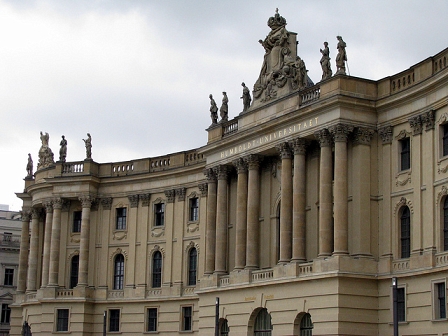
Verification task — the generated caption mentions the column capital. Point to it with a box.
[198,183,208,196]
[353,127,375,146]
[244,154,262,170]
[378,125,393,144]
[128,194,139,208]
[329,124,354,142]
[43,200,53,213]
[422,110,435,131]
[164,189,176,203]
[314,129,332,147]
[232,158,247,174]
[101,197,113,210]
[30,208,41,219]
[79,195,95,208]
[139,193,151,207]
[52,198,64,210]
[409,115,422,135]
[204,168,217,182]
[289,138,307,155]
[213,165,231,180]
[276,142,292,159]
[176,188,186,201]
[20,210,31,222]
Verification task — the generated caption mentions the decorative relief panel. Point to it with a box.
[393,197,414,216]
[151,227,165,237]
[113,231,127,240]
[110,248,128,261]
[436,186,448,206]
[395,171,411,186]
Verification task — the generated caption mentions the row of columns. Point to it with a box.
[204,124,374,274]
[17,196,94,293]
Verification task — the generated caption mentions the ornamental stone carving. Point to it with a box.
[203,168,217,182]
[329,124,354,142]
[209,94,218,125]
[101,198,113,210]
[320,41,332,80]
[79,195,95,208]
[176,188,186,202]
[378,126,393,144]
[276,142,292,159]
[393,197,414,216]
[26,154,33,177]
[314,129,332,147]
[244,154,263,170]
[353,127,375,145]
[52,198,64,210]
[213,165,230,180]
[128,194,139,208]
[409,115,423,135]
[20,210,31,222]
[164,189,175,203]
[43,200,53,213]
[232,158,247,174]
[289,138,307,155]
[198,183,208,196]
[422,110,435,131]
[139,194,151,207]
[37,131,55,170]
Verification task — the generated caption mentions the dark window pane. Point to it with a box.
[4,268,14,286]
[109,309,120,332]
[254,308,272,335]
[70,255,79,289]
[116,208,127,230]
[443,124,448,156]
[188,248,197,286]
[437,282,446,319]
[1,304,11,324]
[182,306,192,331]
[114,254,124,290]
[56,309,69,332]
[400,207,411,258]
[444,198,448,251]
[397,288,405,322]
[73,211,82,233]
[147,308,157,332]
[152,251,162,288]
[190,198,199,221]
[155,203,165,226]
[400,138,411,171]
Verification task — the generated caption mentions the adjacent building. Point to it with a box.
[10,11,448,336]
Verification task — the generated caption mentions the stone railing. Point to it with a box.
[252,269,274,282]
[56,289,73,297]
[108,290,124,299]
[0,233,20,248]
[299,85,321,107]
[25,293,37,302]
[150,156,171,171]
[182,286,196,296]
[223,119,238,136]
[391,69,415,94]
[392,260,410,272]
[62,162,84,174]
[185,150,205,166]
[299,262,313,275]
[112,162,134,175]
[219,276,230,287]
[146,289,162,297]
[436,251,448,267]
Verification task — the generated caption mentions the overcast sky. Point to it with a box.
[1,0,447,211]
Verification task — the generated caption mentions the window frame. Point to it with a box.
[432,279,447,320]
[188,247,197,286]
[181,306,193,331]
[154,203,165,227]
[189,197,199,222]
[109,308,121,332]
[1,303,11,324]
[72,211,82,233]
[443,123,448,157]
[397,286,406,322]
[152,251,162,288]
[3,268,14,286]
[116,207,127,231]
[113,254,125,290]
[400,207,411,259]
[147,307,158,332]
[443,197,448,251]
[55,308,70,332]
[69,255,79,289]
[399,137,411,171]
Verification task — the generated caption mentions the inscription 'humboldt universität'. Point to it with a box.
[220,117,319,159]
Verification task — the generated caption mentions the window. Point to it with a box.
[400,207,411,259]
[397,287,406,322]
[188,248,197,286]
[109,309,120,332]
[254,308,272,335]
[4,268,14,286]
[435,282,447,319]
[400,137,411,171]
[189,197,199,221]
[182,306,192,331]
[155,203,165,226]
[219,318,229,336]
[70,255,79,289]
[73,211,82,233]
[152,251,162,288]
[300,313,313,336]
[444,198,448,251]
[147,308,158,332]
[1,304,11,324]
[3,232,12,242]
[113,254,124,290]
[443,124,448,157]
[116,208,127,230]
[56,309,69,332]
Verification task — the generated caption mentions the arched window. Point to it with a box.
[188,248,197,286]
[444,198,448,251]
[254,308,272,335]
[114,254,124,290]
[400,207,411,259]
[69,255,79,289]
[152,251,162,288]
[219,318,229,336]
[300,313,313,336]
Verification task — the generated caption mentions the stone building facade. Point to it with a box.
[10,11,448,336]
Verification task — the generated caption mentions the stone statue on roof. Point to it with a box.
[336,36,347,75]
[59,135,67,162]
[83,133,92,160]
[241,82,252,112]
[220,92,229,122]
[37,131,55,170]
[320,41,332,80]
[26,153,33,177]
[209,94,218,124]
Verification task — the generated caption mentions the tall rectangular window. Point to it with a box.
[147,308,158,332]
[397,287,406,322]
[70,255,79,289]
[443,124,448,157]
[182,306,192,331]
[116,208,127,230]
[155,203,165,226]
[436,282,447,319]
[189,197,199,222]
[4,268,14,286]
[1,304,11,324]
[109,309,120,332]
[400,137,411,171]
[56,309,69,332]
[400,207,411,259]
[73,211,82,233]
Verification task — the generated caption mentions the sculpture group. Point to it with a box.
[207,9,349,118]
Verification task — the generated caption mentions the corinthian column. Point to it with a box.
[245,155,262,269]
[233,158,248,270]
[27,208,41,292]
[314,129,333,257]
[78,195,94,287]
[48,198,63,287]
[214,165,230,274]
[329,124,353,255]
[204,169,217,275]
[17,211,31,293]
[41,201,53,287]
[276,143,293,263]
[290,138,307,262]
